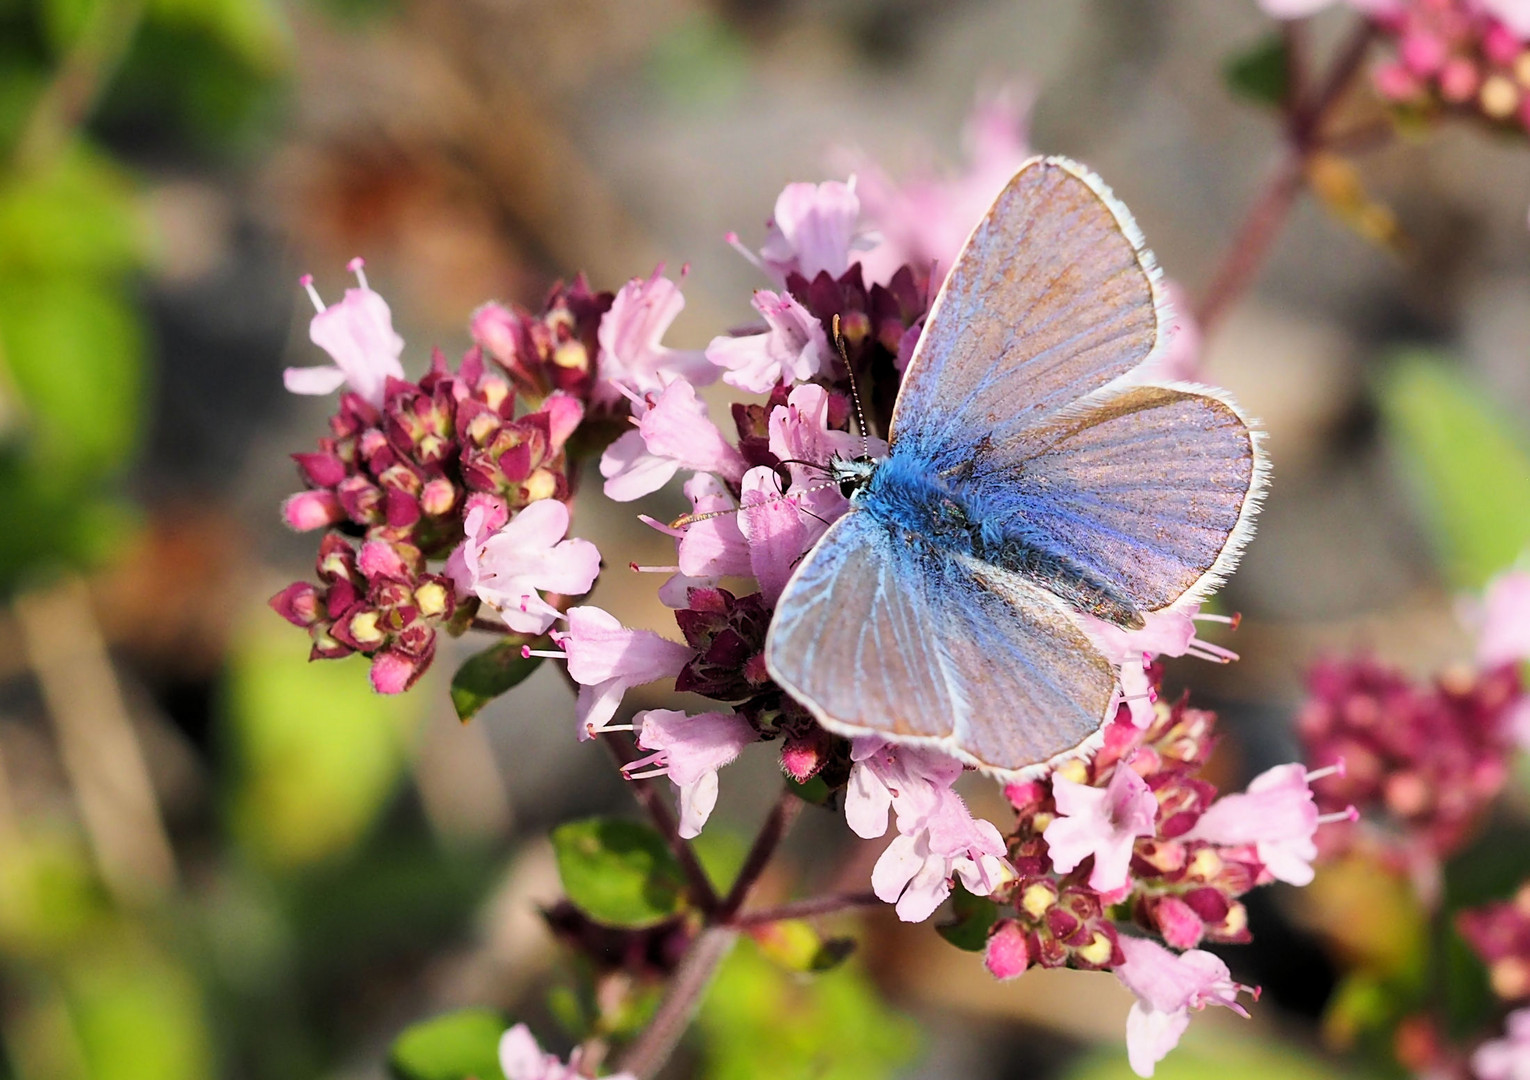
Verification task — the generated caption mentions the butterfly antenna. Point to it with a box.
[832,314,873,460]
[668,477,846,529]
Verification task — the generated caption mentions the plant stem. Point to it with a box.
[617,926,738,1080]
[1194,18,1378,333]
[729,891,882,927]
[599,731,722,917]
[719,787,803,919]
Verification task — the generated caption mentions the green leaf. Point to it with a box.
[1378,352,1530,587]
[550,817,688,928]
[389,1008,507,1080]
[787,775,832,806]
[226,610,419,869]
[698,936,919,1080]
[450,638,542,722]
[0,147,148,277]
[936,883,998,952]
[63,940,214,1080]
[0,275,144,479]
[1224,33,1289,108]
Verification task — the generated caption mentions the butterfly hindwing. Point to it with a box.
[765,511,1118,773]
[889,156,1161,472]
[973,385,1262,612]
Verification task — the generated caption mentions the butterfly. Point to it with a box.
[764,156,1266,776]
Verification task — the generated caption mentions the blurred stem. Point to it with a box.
[618,926,738,1080]
[719,786,802,920]
[14,575,176,904]
[1195,18,1379,333]
[11,0,147,171]
[730,891,881,927]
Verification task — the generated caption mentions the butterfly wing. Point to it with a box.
[977,385,1264,612]
[889,156,1162,471]
[892,155,1263,615]
[765,511,1118,773]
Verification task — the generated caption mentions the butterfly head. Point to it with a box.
[828,455,878,502]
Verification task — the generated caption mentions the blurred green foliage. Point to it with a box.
[225,612,419,869]
[1066,1029,1352,1080]
[1379,352,1530,589]
[696,935,920,1080]
[389,1008,508,1080]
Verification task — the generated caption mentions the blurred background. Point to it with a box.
[2,0,1530,1077]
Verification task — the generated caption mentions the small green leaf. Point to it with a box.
[936,883,998,952]
[450,638,542,722]
[550,818,687,928]
[1378,352,1530,587]
[389,1008,507,1080]
[787,775,832,806]
[1224,33,1289,108]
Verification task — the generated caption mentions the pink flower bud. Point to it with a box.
[984,920,1032,980]
[282,490,344,531]
[270,582,322,627]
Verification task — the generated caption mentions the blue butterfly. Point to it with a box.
[764,156,1267,775]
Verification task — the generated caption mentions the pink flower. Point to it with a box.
[1043,764,1158,894]
[847,738,1010,922]
[1114,936,1254,1078]
[284,258,405,407]
[1184,762,1352,886]
[282,490,344,531]
[755,179,871,284]
[1481,0,1530,40]
[1473,568,1530,670]
[850,87,1031,287]
[1475,1008,1530,1080]
[555,606,693,739]
[739,466,814,606]
[455,499,600,634]
[499,1023,634,1080]
[595,267,715,407]
[704,290,834,393]
[1086,606,1239,727]
[600,380,748,502]
[622,709,756,838]
[984,920,1031,980]
[675,474,751,579]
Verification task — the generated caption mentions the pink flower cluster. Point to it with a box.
[273,265,613,691]
[1298,655,1524,862]
[986,687,1329,1077]
[1460,881,1530,1001]
[1260,0,1530,133]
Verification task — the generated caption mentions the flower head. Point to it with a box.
[1114,936,1254,1078]
[554,606,694,739]
[600,380,748,502]
[1475,1007,1530,1080]
[1044,763,1159,894]
[705,289,835,394]
[285,259,406,407]
[499,1023,634,1080]
[622,709,756,838]
[595,266,715,407]
[454,498,600,634]
[1184,762,1349,886]
[753,179,872,285]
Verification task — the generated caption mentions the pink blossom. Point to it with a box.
[675,474,751,579]
[739,466,814,606]
[1475,1008,1530,1080]
[755,179,871,284]
[1472,568,1530,670]
[499,1023,634,1080]
[1086,606,1239,727]
[595,267,715,407]
[456,499,601,634]
[984,920,1031,980]
[284,258,405,407]
[600,380,748,502]
[767,383,875,506]
[1184,762,1347,886]
[1114,936,1253,1078]
[622,709,756,838]
[554,606,693,739]
[1481,0,1530,40]
[705,290,834,393]
[846,738,1010,922]
[851,87,1031,287]
[1043,764,1158,893]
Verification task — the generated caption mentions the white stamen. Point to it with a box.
[1317,806,1359,826]
[347,256,369,290]
[629,563,680,574]
[1304,760,1346,783]
[299,274,326,313]
[724,231,765,272]
[521,646,565,660]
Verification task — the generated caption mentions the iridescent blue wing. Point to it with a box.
[889,156,1162,471]
[976,385,1264,612]
[765,511,1118,773]
[892,156,1263,614]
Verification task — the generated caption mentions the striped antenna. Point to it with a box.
[832,314,873,459]
[667,477,845,530]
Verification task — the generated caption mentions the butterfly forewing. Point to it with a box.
[889,156,1161,470]
[765,512,1118,772]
